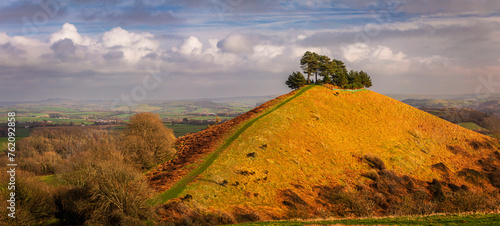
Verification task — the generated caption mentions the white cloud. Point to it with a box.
[371,45,406,61]
[417,55,453,67]
[2,13,500,99]
[101,27,159,63]
[341,43,370,62]
[50,23,93,45]
[342,43,406,62]
[252,45,285,58]
[217,33,257,55]
[290,46,331,59]
[0,32,8,45]
[173,36,203,56]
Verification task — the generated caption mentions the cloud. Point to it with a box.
[173,36,204,56]
[371,45,406,61]
[75,0,180,25]
[217,33,257,55]
[399,0,500,15]
[342,44,407,63]
[342,43,371,62]
[2,2,500,100]
[0,32,8,44]
[252,45,285,58]
[50,23,92,45]
[0,1,67,24]
[50,38,76,60]
[103,50,124,60]
[101,26,159,63]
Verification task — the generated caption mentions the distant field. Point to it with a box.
[0,116,93,124]
[0,127,31,151]
[187,115,233,120]
[105,124,206,137]
[166,124,207,137]
[458,122,487,131]
[233,213,500,225]
[111,113,134,119]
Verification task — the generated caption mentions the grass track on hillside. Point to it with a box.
[151,85,315,204]
[232,213,500,225]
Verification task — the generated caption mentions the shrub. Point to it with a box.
[361,170,379,181]
[336,189,376,217]
[0,170,57,225]
[59,154,157,225]
[122,112,176,169]
[363,154,386,170]
[438,190,498,213]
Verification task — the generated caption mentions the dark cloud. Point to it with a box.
[0,1,67,24]
[143,52,158,60]
[177,0,280,13]
[300,17,500,66]
[76,0,182,25]
[103,50,124,60]
[50,38,76,60]
[0,42,26,55]
[1,1,500,101]
[399,0,500,15]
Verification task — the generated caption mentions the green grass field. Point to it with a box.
[166,124,207,137]
[0,117,92,124]
[0,127,31,152]
[458,122,487,131]
[233,213,500,225]
[187,116,233,120]
[40,175,66,186]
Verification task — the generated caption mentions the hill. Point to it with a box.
[147,85,500,224]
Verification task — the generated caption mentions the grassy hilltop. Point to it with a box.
[149,85,500,224]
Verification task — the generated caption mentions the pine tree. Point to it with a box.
[285,71,307,90]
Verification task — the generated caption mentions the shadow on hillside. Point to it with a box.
[157,153,500,225]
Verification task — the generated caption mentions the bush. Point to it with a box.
[59,153,157,225]
[17,128,119,175]
[2,124,168,225]
[363,154,386,170]
[0,170,57,225]
[335,189,376,217]
[438,190,498,213]
[122,113,176,169]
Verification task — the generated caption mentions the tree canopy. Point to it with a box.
[122,112,176,169]
[285,71,307,90]
[287,51,372,90]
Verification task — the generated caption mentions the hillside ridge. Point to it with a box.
[147,86,309,194]
[152,86,500,224]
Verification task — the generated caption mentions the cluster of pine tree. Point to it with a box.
[286,51,372,90]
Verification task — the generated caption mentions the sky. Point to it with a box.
[1,0,500,103]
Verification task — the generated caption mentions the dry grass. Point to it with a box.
[156,86,500,223]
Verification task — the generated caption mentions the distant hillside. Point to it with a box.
[387,93,500,102]
[401,97,500,116]
[402,99,460,108]
[149,86,500,225]
[479,100,500,115]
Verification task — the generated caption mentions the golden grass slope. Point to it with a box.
[159,86,499,223]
